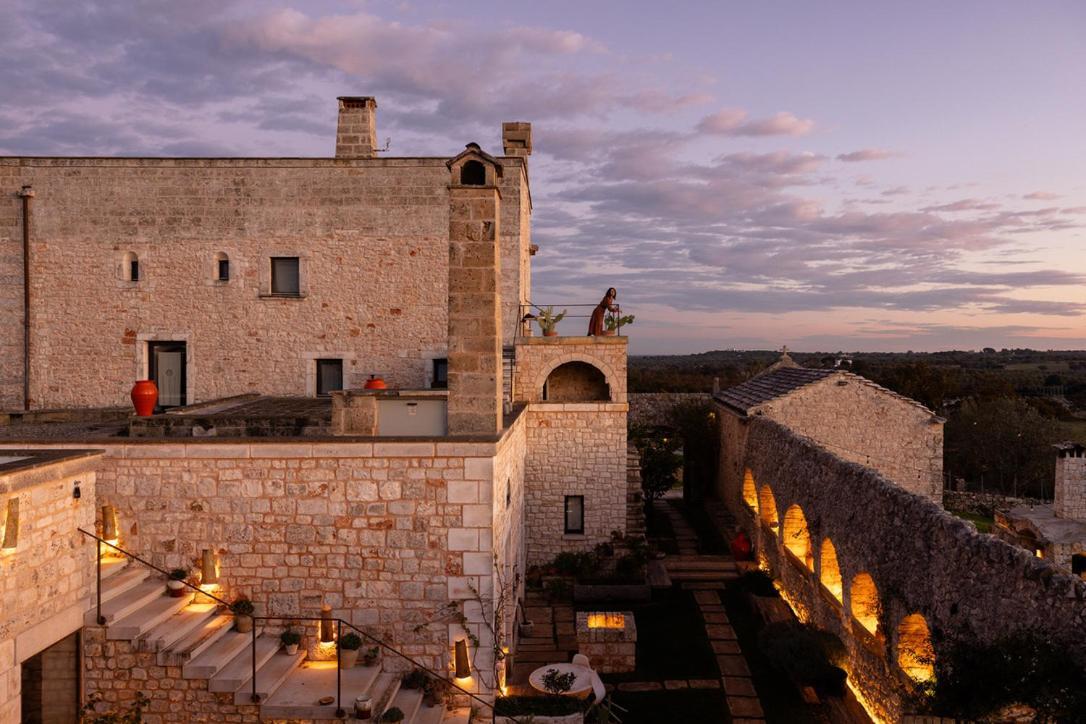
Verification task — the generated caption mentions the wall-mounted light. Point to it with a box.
[73,481,81,500]
[454,639,470,680]
[201,548,219,586]
[102,504,119,546]
[320,603,335,643]
[2,497,19,551]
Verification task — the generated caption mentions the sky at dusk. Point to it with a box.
[2,0,1084,354]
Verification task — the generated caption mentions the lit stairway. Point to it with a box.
[90,560,472,722]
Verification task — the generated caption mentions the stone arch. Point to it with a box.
[782,505,813,569]
[819,538,843,602]
[757,485,778,532]
[742,469,759,512]
[849,572,880,635]
[533,354,622,404]
[460,159,486,186]
[896,613,935,682]
[542,361,609,402]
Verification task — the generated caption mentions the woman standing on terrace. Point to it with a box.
[588,287,618,336]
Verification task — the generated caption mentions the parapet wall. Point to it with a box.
[730,416,1086,721]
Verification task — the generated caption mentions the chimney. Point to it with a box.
[1054,442,1086,519]
[336,96,378,159]
[501,122,532,157]
[446,144,504,435]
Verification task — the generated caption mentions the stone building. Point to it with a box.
[0,98,633,722]
[995,442,1086,573]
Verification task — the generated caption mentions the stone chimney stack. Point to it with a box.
[446,144,504,435]
[1054,442,1086,519]
[501,122,532,158]
[336,96,378,159]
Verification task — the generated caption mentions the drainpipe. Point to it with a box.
[18,185,34,411]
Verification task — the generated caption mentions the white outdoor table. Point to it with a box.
[528,663,594,699]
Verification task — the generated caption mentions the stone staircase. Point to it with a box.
[89,559,471,722]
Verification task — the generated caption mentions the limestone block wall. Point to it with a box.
[728,416,1086,722]
[0,155,530,410]
[512,337,627,405]
[523,404,628,564]
[1055,451,1086,520]
[0,451,101,722]
[492,415,527,651]
[758,376,944,503]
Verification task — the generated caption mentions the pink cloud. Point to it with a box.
[836,148,900,162]
[1023,191,1061,200]
[696,109,814,137]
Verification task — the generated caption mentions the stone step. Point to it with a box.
[414,701,446,724]
[107,591,196,640]
[681,582,726,591]
[261,663,383,719]
[386,686,423,723]
[374,673,402,719]
[209,635,279,692]
[86,578,167,626]
[140,603,220,653]
[233,646,307,705]
[664,560,737,571]
[159,613,234,666]
[440,708,472,724]
[669,572,739,582]
[99,565,152,606]
[183,628,257,679]
[99,557,130,581]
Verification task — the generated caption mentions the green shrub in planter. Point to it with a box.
[494,696,588,717]
[401,669,429,690]
[338,633,363,651]
[380,706,404,722]
[280,630,301,646]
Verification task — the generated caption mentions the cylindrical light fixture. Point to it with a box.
[454,639,470,680]
[201,548,218,585]
[2,498,19,551]
[320,603,335,643]
[102,504,118,543]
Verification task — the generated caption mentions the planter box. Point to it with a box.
[496,714,584,724]
[573,583,650,603]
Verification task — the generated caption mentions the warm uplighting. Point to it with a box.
[101,504,120,549]
[586,612,625,629]
[1,497,19,551]
[200,548,219,586]
[454,639,470,680]
[320,603,335,643]
[897,614,935,683]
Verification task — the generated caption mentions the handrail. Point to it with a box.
[520,301,626,336]
[79,528,496,716]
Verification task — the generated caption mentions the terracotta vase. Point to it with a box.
[730,531,753,561]
[363,375,387,390]
[543,330,558,337]
[339,648,360,669]
[130,380,158,417]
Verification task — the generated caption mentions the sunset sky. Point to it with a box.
[2,0,1084,353]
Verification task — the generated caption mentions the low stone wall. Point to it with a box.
[575,611,636,673]
[627,392,711,430]
[727,416,1086,722]
[943,489,1045,517]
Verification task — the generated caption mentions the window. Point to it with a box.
[123,252,140,282]
[316,359,343,396]
[271,257,300,295]
[216,253,230,281]
[506,478,511,508]
[1073,554,1086,575]
[460,160,486,186]
[564,495,584,535]
[432,358,448,389]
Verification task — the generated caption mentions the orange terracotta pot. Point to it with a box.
[130,380,158,417]
[363,375,387,390]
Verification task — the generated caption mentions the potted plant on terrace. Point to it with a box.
[402,668,429,690]
[338,632,363,668]
[380,707,405,723]
[362,645,381,667]
[603,313,635,336]
[422,677,448,707]
[280,629,301,656]
[167,568,189,597]
[536,306,567,337]
[232,597,255,633]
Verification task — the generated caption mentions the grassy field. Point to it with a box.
[1060,420,1086,444]
[948,510,994,534]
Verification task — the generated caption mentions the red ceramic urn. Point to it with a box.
[730,531,753,561]
[131,380,159,417]
[363,375,387,390]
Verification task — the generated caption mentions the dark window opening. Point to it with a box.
[460,160,486,186]
[130,258,140,282]
[432,358,448,389]
[317,359,343,396]
[217,258,230,281]
[271,257,300,295]
[564,495,584,535]
[506,478,511,508]
[1073,554,1086,575]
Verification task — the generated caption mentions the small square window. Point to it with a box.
[432,358,448,389]
[271,257,300,295]
[218,258,230,281]
[564,495,584,535]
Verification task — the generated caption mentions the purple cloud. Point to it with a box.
[696,109,814,137]
[836,148,900,162]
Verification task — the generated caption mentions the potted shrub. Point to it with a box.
[380,707,405,723]
[232,597,255,633]
[362,645,381,667]
[536,306,567,337]
[280,629,301,656]
[422,677,447,707]
[167,568,189,597]
[401,669,429,690]
[603,313,635,336]
[338,632,363,668]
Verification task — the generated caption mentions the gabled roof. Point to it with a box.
[714,367,834,415]
[446,142,503,176]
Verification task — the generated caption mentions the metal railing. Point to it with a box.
[78,528,495,718]
[516,301,627,339]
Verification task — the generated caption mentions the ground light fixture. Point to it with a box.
[102,504,119,546]
[200,548,219,586]
[320,603,335,643]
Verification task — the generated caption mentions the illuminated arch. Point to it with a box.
[897,613,935,682]
[782,505,813,569]
[757,485,778,532]
[849,573,880,635]
[819,538,843,602]
[742,469,759,511]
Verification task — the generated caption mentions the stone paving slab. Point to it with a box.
[716,655,752,677]
[727,697,765,718]
[663,680,688,690]
[688,679,721,689]
[705,625,737,640]
[733,718,766,723]
[693,591,720,605]
[722,677,758,697]
[702,612,730,624]
[697,604,726,613]
[711,640,743,655]
[616,681,663,692]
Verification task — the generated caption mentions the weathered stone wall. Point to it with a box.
[757,375,944,503]
[1055,450,1086,520]
[0,152,530,411]
[512,337,627,405]
[943,489,1044,517]
[627,392,712,430]
[723,415,1086,722]
[0,451,100,722]
[488,413,527,679]
[522,404,628,564]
